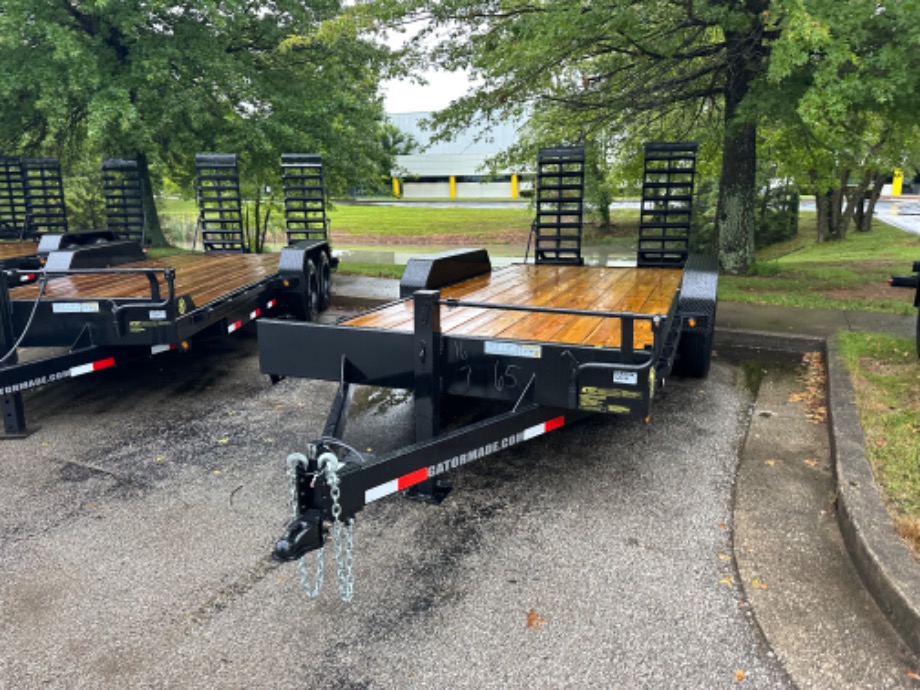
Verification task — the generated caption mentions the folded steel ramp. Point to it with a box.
[102,158,145,245]
[637,142,698,268]
[195,153,245,252]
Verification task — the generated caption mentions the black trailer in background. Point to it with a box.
[258,142,719,601]
[890,261,920,356]
[0,153,336,438]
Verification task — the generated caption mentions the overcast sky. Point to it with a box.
[382,67,471,114]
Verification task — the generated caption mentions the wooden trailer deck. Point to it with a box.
[0,240,40,261]
[12,252,280,308]
[345,264,683,349]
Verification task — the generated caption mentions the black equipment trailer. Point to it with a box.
[0,156,67,285]
[0,153,336,438]
[1,156,146,286]
[258,143,718,601]
[889,261,920,356]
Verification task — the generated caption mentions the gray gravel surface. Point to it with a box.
[0,331,792,688]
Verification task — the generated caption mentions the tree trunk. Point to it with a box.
[135,152,167,247]
[715,28,760,275]
[856,174,886,232]
[815,189,830,243]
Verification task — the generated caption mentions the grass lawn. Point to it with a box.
[157,196,918,313]
[720,214,920,314]
[839,332,920,557]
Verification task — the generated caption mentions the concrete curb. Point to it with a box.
[713,328,824,357]
[826,337,920,657]
[717,327,920,657]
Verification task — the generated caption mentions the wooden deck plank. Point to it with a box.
[12,253,280,308]
[582,270,682,348]
[0,241,39,260]
[345,265,559,333]
[497,267,639,345]
[446,265,607,339]
[343,264,683,350]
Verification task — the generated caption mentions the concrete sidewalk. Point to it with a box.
[330,273,920,659]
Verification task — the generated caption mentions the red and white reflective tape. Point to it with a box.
[229,298,276,334]
[365,467,429,504]
[151,344,176,355]
[363,415,566,505]
[69,357,115,378]
[523,416,564,440]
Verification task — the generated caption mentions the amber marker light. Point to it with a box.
[688,318,697,328]
[180,341,190,351]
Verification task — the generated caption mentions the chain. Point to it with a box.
[286,453,324,599]
[323,455,356,602]
[285,451,356,602]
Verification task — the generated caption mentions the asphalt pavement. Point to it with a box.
[1,275,920,687]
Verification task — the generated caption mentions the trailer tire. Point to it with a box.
[300,259,319,322]
[676,327,713,379]
[315,251,332,312]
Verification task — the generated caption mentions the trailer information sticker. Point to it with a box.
[613,371,638,385]
[579,386,638,413]
[484,341,542,359]
[52,302,100,314]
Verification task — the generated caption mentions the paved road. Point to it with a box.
[0,324,789,688]
[0,321,917,688]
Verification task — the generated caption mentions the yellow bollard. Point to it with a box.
[892,169,903,196]
[449,175,457,200]
[392,177,400,197]
[511,173,519,199]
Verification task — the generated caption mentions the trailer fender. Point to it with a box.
[676,254,719,378]
[278,240,330,321]
[400,248,492,298]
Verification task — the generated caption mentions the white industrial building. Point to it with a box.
[389,112,527,199]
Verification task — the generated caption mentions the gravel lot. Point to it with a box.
[1,328,793,688]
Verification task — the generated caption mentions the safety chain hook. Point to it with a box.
[285,451,356,602]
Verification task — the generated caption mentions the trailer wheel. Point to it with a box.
[676,327,714,379]
[299,259,319,322]
[915,311,919,358]
[315,251,332,312]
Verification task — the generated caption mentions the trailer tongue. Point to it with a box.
[259,143,719,601]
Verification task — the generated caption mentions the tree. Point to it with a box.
[349,0,777,273]
[756,0,920,242]
[0,0,389,246]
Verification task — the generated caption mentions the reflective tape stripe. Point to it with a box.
[365,479,398,504]
[70,357,116,378]
[363,418,566,505]
[250,307,262,320]
[227,320,242,334]
[151,344,173,355]
[365,467,430,505]
[267,299,277,309]
[522,415,565,440]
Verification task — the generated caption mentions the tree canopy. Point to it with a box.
[0,0,390,243]
[351,0,920,271]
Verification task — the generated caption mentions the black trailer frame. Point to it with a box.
[0,153,336,438]
[257,143,717,601]
[889,260,920,356]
